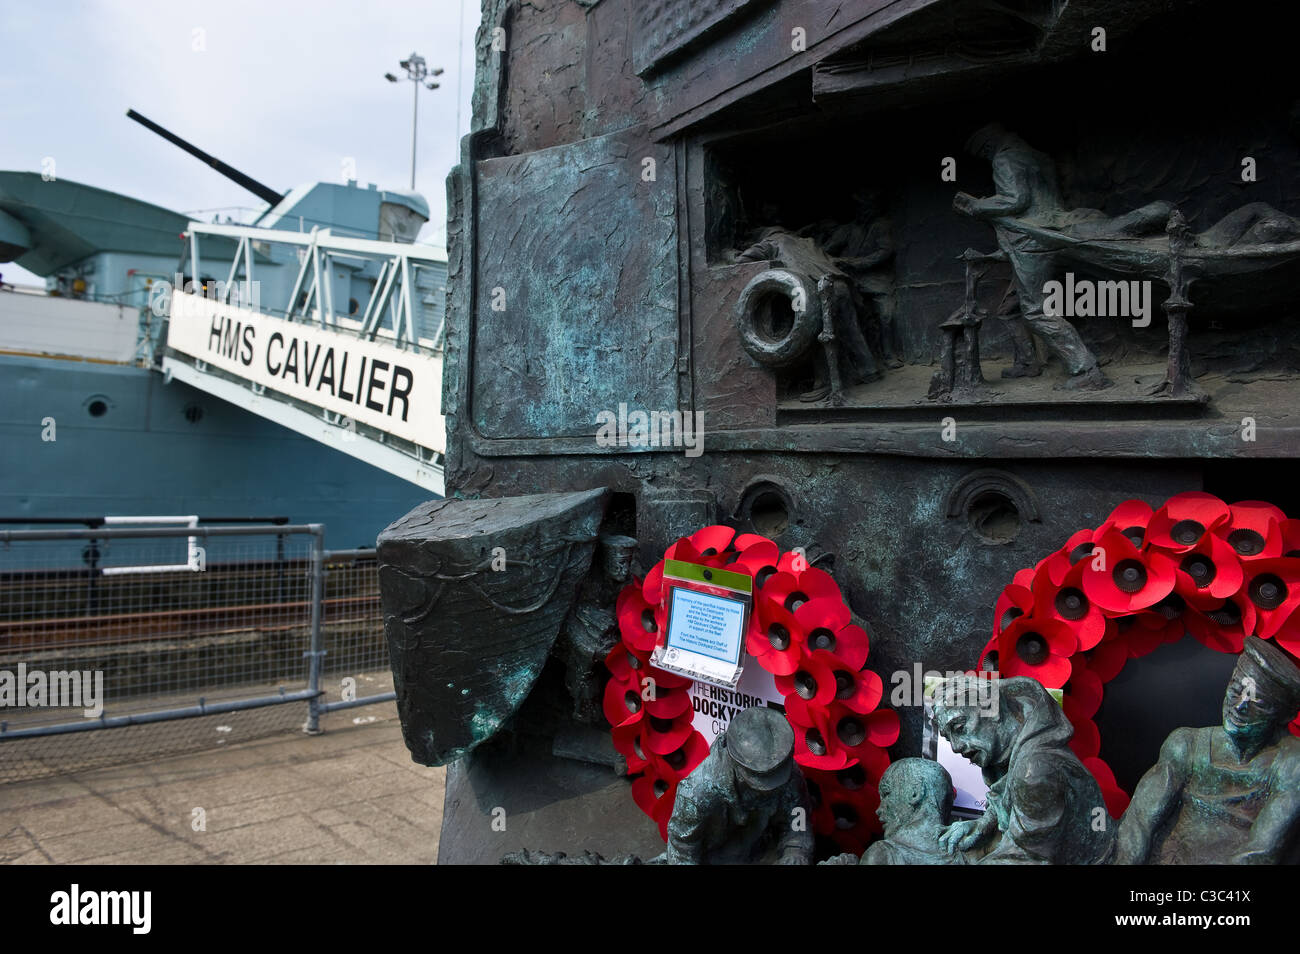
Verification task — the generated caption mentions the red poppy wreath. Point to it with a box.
[981,491,1300,818]
[606,525,899,854]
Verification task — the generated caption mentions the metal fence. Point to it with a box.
[0,524,394,783]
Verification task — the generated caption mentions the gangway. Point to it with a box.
[160,222,446,494]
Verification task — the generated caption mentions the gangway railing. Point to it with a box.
[160,223,445,494]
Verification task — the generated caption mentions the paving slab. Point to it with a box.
[0,703,445,865]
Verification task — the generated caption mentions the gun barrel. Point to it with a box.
[127,109,284,208]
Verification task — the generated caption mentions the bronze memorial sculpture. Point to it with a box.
[934,675,1115,864]
[954,123,1173,391]
[823,758,967,865]
[735,222,884,401]
[555,533,640,725]
[378,0,1300,866]
[657,706,813,865]
[501,706,814,865]
[1116,637,1300,865]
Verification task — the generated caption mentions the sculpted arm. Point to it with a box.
[955,158,1031,219]
[1115,728,1192,864]
[981,765,1067,863]
[663,791,707,865]
[1233,747,1300,864]
[772,778,815,865]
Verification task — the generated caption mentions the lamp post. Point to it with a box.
[385,53,444,190]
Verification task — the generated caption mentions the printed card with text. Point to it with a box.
[651,559,753,689]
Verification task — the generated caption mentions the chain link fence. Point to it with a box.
[0,525,394,783]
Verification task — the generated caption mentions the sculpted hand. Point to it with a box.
[939,813,996,854]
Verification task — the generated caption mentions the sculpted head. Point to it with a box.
[1222,637,1300,750]
[875,758,953,836]
[599,534,638,584]
[723,706,795,795]
[964,122,1011,160]
[934,674,1014,773]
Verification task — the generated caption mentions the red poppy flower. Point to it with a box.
[997,615,1078,686]
[1184,597,1255,653]
[601,670,647,728]
[1275,614,1300,659]
[764,566,843,610]
[1119,609,1184,659]
[795,613,868,670]
[605,641,648,684]
[631,770,678,840]
[830,665,884,714]
[794,596,852,645]
[816,781,883,847]
[1044,529,1099,586]
[1062,656,1104,722]
[1080,529,1177,615]
[992,579,1035,641]
[1085,630,1130,683]
[731,538,781,584]
[646,727,709,778]
[824,756,890,803]
[642,708,695,755]
[848,739,893,785]
[978,634,1001,674]
[1083,757,1130,818]
[1146,491,1231,552]
[617,583,660,653]
[828,702,899,762]
[784,693,850,771]
[1033,560,1106,651]
[687,525,736,558]
[748,600,806,676]
[1068,712,1100,761]
[642,682,693,719]
[776,649,838,707]
[1282,519,1300,557]
[1216,501,1285,562]
[611,721,650,774]
[642,533,730,605]
[1172,528,1244,607]
[1097,499,1155,549]
[1241,557,1300,639]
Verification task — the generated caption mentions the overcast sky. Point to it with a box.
[1,0,479,284]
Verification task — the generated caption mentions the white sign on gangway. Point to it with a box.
[168,291,443,451]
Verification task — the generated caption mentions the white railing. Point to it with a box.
[185,222,445,354]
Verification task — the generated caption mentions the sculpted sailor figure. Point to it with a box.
[659,706,814,864]
[953,123,1171,390]
[934,674,1116,864]
[816,190,901,369]
[824,757,965,865]
[860,758,968,864]
[555,533,639,724]
[736,220,882,398]
[1116,636,1300,865]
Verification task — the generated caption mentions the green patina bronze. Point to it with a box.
[1117,637,1300,865]
[935,675,1115,864]
[657,707,813,865]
